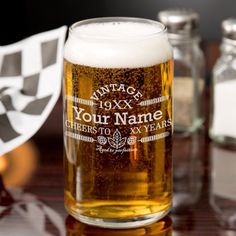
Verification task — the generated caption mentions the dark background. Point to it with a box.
[1,0,236,45]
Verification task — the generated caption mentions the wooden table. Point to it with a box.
[1,126,236,236]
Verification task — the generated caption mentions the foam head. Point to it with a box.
[64,18,173,68]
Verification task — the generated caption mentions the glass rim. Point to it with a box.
[69,17,167,40]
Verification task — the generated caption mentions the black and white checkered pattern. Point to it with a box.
[0,26,67,155]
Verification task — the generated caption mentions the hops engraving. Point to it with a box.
[97,136,107,145]
[108,129,126,149]
[127,136,137,145]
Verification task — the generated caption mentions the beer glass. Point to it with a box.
[66,215,172,235]
[64,17,173,228]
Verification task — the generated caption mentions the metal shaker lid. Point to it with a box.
[222,18,236,40]
[158,9,199,37]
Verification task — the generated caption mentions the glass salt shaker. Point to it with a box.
[209,18,236,146]
[158,9,205,135]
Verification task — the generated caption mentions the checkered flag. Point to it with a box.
[0,26,67,155]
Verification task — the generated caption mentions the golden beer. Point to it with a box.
[64,17,173,228]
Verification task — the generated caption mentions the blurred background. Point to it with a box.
[2,0,236,44]
[1,0,235,137]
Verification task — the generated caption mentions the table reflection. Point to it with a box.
[0,142,65,236]
[172,133,203,213]
[65,215,172,236]
[0,196,65,236]
[219,230,236,236]
[210,143,236,230]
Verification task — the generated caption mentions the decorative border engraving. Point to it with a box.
[65,83,172,155]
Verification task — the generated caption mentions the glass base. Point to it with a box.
[174,118,204,137]
[209,130,236,148]
[67,208,170,229]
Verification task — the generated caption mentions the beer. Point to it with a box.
[64,17,173,228]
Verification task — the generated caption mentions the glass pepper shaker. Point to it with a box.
[209,18,236,146]
[158,9,205,135]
